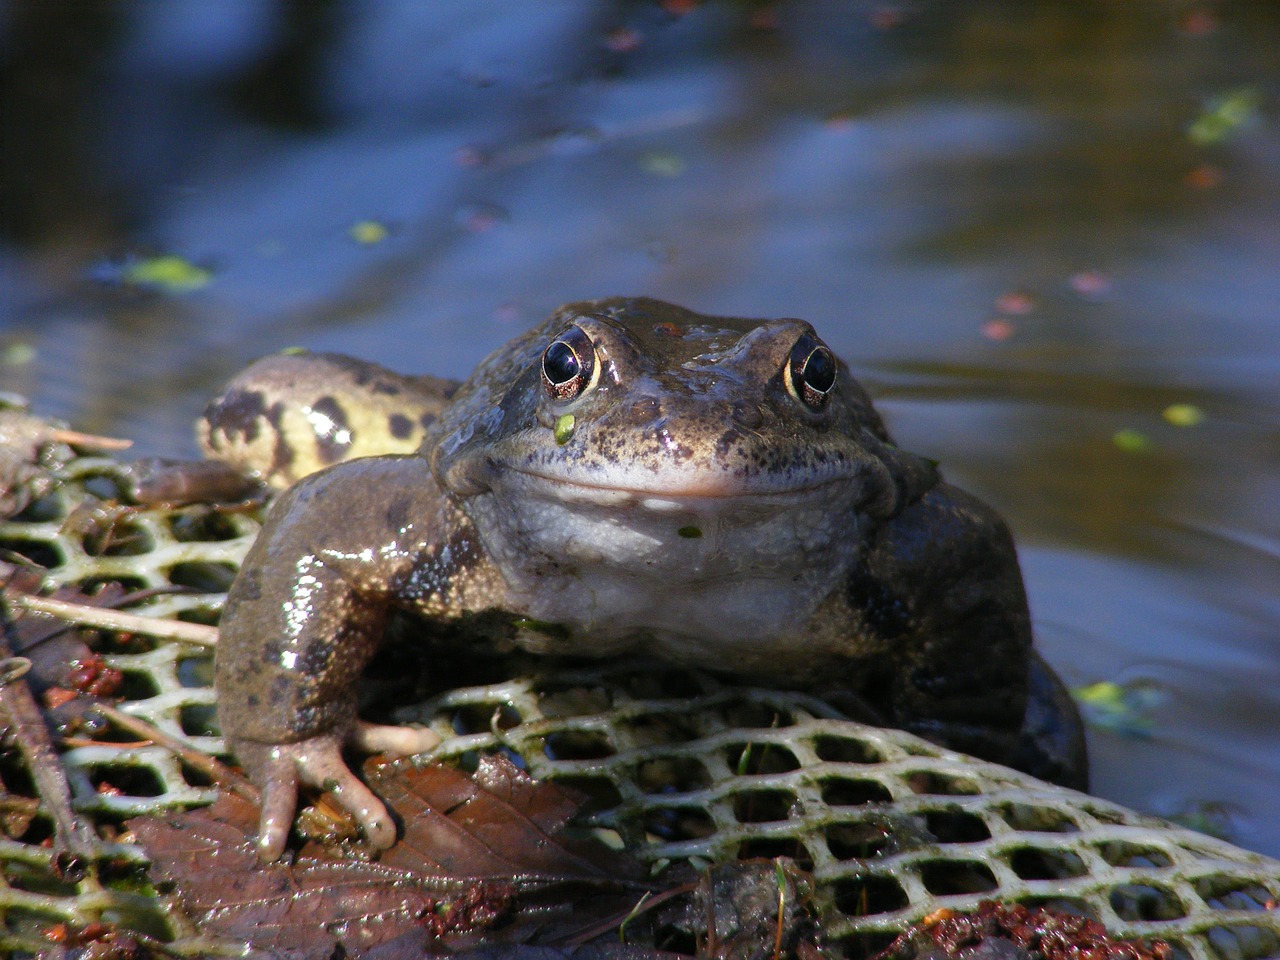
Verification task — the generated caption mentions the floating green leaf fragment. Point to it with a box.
[553,414,576,445]
[1187,86,1261,146]
[1162,403,1205,427]
[123,254,211,293]
[1073,680,1164,739]
[677,525,702,539]
[639,150,686,177]
[1074,681,1125,709]
[2,343,36,366]
[350,220,389,245]
[1112,428,1154,453]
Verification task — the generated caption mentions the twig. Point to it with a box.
[49,428,133,451]
[93,702,260,804]
[0,598,100,880]
[773,859,787,960]
[11,594,217,647]
[562,881,696,948]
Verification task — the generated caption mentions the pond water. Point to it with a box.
[3,2,1277,855]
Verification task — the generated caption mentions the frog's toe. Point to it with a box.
[256,756,300,863]
[352,719,441,756]
[291,734,398,852]
[234,734,397,860]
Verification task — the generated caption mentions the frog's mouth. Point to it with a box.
[497,463,869,512]
[462,461,872,620]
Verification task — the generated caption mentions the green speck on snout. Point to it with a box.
[677,525,702,539]
[553,414,576,445]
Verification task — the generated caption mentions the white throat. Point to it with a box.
[464,473,864,666]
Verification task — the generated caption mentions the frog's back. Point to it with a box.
[198,350,458,488]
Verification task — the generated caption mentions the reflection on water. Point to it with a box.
[2,2,1277,853]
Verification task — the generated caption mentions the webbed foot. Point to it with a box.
[232,722,439,862]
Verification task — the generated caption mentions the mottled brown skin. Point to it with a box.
[209,297,1087,861]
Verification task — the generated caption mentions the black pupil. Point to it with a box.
[801,348,835,393]
[544,340,582,384]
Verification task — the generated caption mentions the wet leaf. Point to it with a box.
[133,791,487,953]
[121,254,212,293]
[363,757,625,880]
[1162,403,1205,427]
[2,342,36,366]
[1111,428,1154,453]
[128,757,644,957]
[1073,680,1165,739]
[350,220,390,244]
[1187,87,1261,146]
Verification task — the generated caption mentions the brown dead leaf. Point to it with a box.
[131,790,509,955]
[363,757,629,881]
[128,757,645,958]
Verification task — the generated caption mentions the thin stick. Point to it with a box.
[12,594,217,647]
[50,428,133,451]
[0,600,100,879]
[94,702,260,803]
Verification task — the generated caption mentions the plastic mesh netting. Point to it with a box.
[1,449,1277,959]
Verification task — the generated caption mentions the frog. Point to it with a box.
[205,297,1087,862]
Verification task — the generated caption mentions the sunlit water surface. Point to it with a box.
[3,1,1277,854]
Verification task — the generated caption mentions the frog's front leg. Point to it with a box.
[854,483,1088,789]
[214,455,461,861]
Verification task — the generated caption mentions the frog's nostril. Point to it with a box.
[732,400,762,430]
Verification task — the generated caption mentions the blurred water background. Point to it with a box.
[2,1,1277,854]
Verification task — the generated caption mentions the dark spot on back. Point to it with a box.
[372,379,401,396]
[386,495,412,532]
[267,401,295,478]
[298,641,338,676]
[204,388,268,443]
[389,413,414,440]
[310,395,353,464]
[420,411,438,430]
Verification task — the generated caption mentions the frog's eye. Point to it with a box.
[541,325,598,401]
[784,334,837,410]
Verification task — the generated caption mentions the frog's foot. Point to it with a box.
[233,734,398,863]
[351,719,441,756]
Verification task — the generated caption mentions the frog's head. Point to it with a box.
[432,298,937,599]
